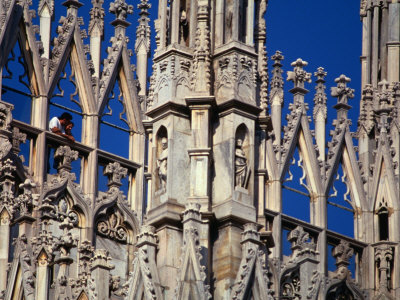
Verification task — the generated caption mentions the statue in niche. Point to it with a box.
[225,0,233,42]
[157,137,168,190]
[179,8,189,46]
[235,138,250,188]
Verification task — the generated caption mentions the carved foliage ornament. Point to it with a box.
[96,207,128,242]
[281,272,301,300]
[0,102,13,131]
[109,0,133,21]
[89,0,105,34]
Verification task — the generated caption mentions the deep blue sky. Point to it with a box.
[267,0,362,124]
[266,0,362,240]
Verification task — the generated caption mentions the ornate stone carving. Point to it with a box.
[331,75,354,108]
[15,179,36,217]
[11,127,26,156]
[286,226,318,263]
[109,0,133,21]
[191,3,211,92]
[332,240,354,280]
[281,272,301,300]
[175,202,211,300]
[31,225,55,264]
[0,102,13,131]
[287,58,312,89]
[38,0,54,16]
[0,159,16,217]
[313,67,328,120]
[374,243,394,294]
[104,161,127,190]
[14,235,35,300]
[360,0,368,16]
[49,13,76,78]
[89,0,104,35]
[54,145,79,173]
[235,138,250,189]
[215,53,257,104]
[96,207,128,242]
[359,84,375,133]
[135,0,151,53]
[270,51,284,106]
[91,249,114,269]
[231,223,274,300]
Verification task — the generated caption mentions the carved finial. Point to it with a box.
[288,226,315,251]
[313,67,328,120]
[11,127,27,155]
[271,50,284,64]
[135,0,151,48]
[38,0,54,16]
[332,240,353,279]
[287,58,312,90]
[270,51,284,106]
[182,202,201,222]
[89,0,105,35]
[331,75,354,120]
[62,0,83,9]
[331,75,354,106]
[104,162,127,189]
[16,179,36,216]
[109,0,133,22]
[54,146,79,174]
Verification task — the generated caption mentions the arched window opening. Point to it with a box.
[100,77,130,159]
[377,206,389,241]
[1,39,33,124]
[49,60,83,143]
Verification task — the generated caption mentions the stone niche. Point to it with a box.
[212,113,256,222]
[151,116,191,207]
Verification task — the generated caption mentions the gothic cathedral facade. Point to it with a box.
[0,0,398,299]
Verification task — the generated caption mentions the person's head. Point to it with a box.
[66,121,74,131]
[59,112,73,126]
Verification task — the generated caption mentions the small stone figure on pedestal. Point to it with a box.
[157,137,168,191]
[235,138,250,188]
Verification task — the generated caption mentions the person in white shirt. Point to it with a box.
[49,112,75,142]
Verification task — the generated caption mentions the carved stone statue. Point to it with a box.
[179,8,188,45]
[235,138,250,188]
[157,137,168,190]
